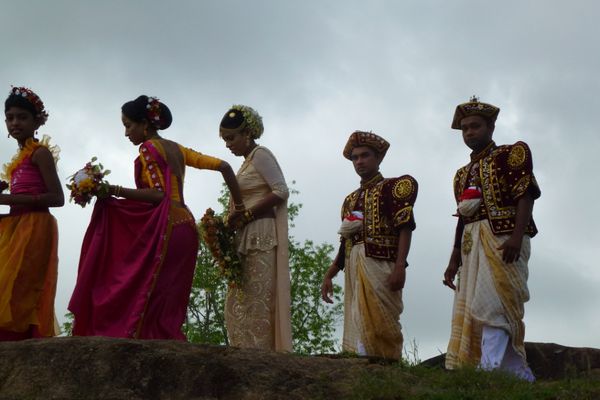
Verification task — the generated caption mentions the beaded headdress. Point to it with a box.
[343,131,390,160]
[451,95,500,130]
[8,86,49,125]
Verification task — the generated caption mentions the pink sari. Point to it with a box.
[69,141,198,339]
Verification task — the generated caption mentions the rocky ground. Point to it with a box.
[0,338,599,399]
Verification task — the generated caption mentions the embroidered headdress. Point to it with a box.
[343,130,390,160]
[451,95,500,130]
[6,86,49,125]
[219,105,264,139]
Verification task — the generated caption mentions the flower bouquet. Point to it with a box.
[0,180,8,193]
[199,208,243,289]
[66,157,111,207]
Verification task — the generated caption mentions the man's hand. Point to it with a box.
[498,235,522,263]
[443,248,461,290]
[443,262,459,290]
[388,264,406,291]
[321,277,335,304]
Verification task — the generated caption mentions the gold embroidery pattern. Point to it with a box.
[462,230,473,255]
[393,178,413,200]
[508,144,526,169]
[342,190,360,219]
[393,206,413,226]
[512,175,531,199]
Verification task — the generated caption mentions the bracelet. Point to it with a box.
[243,208,254,223]
[234,203,245,211]
[114,185,122,197]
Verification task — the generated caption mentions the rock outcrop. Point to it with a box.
[1,338,599,399]
[0,337,384,400]
[421,341,600,379]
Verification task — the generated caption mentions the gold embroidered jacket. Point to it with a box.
[453,141,541,236]
[339,173,418,264]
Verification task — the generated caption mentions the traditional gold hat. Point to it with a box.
[451,96,500,130]
[343,131,390,160]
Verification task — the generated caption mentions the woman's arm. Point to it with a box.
[0,147,64,207]
[218,161,243,206]
[107,185,165,204]
[179,145,243,207]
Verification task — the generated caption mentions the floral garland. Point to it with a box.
[231,104,264,139]
[65,157,111,207]
[146,96,162,128]
[9,86,49,125]
[199,208,243,289]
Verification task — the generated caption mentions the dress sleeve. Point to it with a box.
[388,175,418,230]
[252,148,289,200]
[179,145,223,171]
[506,141,541,201]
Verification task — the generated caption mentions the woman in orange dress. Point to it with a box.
[69,95,243,339]
[0,86,64,340]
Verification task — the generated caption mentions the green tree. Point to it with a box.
[185,186,344,353]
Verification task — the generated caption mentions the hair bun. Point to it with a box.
[122,95,172,130]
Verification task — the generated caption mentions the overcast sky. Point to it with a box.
[1,1,599,360]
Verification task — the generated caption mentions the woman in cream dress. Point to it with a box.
[219,105,292,352]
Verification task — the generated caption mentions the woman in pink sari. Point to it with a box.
[69,95,242,339]
[0,87,64,340]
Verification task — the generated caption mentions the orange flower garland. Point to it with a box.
[199,208,243,289]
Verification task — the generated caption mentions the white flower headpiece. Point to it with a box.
[231,104,264,139]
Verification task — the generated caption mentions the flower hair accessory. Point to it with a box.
[9,86,49,125]
[146,96,161,128]
[231,104,264,139]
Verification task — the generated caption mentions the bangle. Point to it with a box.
[243,208,254,223]
[234,203,245,211]
[114,185,122,197]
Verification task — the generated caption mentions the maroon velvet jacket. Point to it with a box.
[337,173,418,266]
[453,141,541,236]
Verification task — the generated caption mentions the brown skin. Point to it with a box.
[321,146,412,303]
[460,115,494,153]
[443,116,535,290]
[106,115,243,206]
[0,107,64,207]
[220,130,284,227]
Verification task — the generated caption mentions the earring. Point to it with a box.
[245,135,251,147]
[143,128,148,139]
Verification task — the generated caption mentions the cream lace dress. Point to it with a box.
[224,146,292,351]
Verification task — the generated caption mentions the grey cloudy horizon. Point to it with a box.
[1,0,599,359]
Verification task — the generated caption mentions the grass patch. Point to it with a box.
[348,364,600,400]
